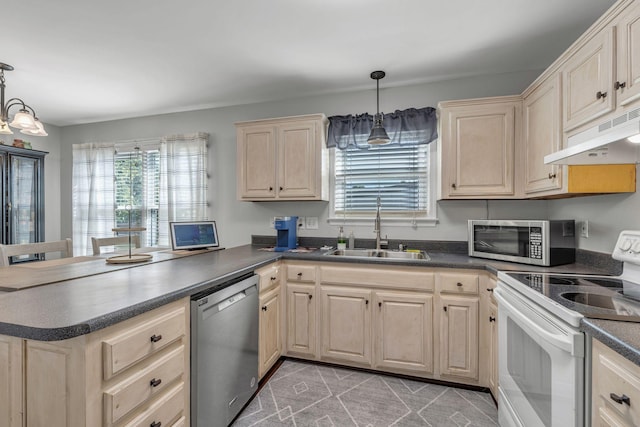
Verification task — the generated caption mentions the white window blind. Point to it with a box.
[334,143,429,215]
[114,149,160,246]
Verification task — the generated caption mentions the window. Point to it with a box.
[114,149,160,246]
[334,144,429,213]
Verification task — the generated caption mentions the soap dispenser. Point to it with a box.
[348,231,355,249]
[337,226,347,250]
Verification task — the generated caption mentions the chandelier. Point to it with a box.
[0,62,48,137]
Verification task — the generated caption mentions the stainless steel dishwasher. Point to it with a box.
[191,273,259,427]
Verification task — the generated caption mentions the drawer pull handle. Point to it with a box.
[610,393,631,405]
[486,288,494,292]
[456,282,463,287]
[596,90,607,100]
[615,81,627,90]
[489,316,496,322]
[548,173,556,179]
[150,422,161,427]
[150,378,162,387]
[150,334,162,343]
[297,272,302,277]
[262,306,267,311]
[270,276,276,281]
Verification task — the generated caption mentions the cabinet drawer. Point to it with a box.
[122,382,184,427]
[287,265,316,282]
[595,345,640,425]
[257,263,280,292]
[103,306,186,379]
[104,346,185,425]
[439,273,479,294]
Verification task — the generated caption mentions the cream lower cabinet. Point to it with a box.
[592,338,640,427]
[286,283,316,357]
[0,335,23,427]
[320,286,372,365]
[0,297,190,427]
[438,272,480,381]
[374,291,434,374]
[487,300,498,398]
[259,287,282,378]
[256,262,282,379]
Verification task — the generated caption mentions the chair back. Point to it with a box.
[0,239,73,267]
[91,235,141,255]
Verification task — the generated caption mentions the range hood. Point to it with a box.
[544,107,640,165]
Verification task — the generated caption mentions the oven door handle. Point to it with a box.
[494,287,576,355]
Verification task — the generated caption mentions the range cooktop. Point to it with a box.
[502,272,640,324]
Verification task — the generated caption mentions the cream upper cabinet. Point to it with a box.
[236,114,329,201]
[438,96,521,199]
[592,338,640,427]
[523,74,563,195]
[286,283,316,357]
[617,1,640,107]
[320,286,372,365]
[373,291,434,374]
[259,286,282,379]
[562,27,615,132]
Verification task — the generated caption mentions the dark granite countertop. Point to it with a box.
[0,243,621,342]
[581,319,640,366]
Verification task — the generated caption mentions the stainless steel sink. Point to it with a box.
[325,249,429,261]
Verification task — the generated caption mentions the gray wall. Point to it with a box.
[58,70,552,253]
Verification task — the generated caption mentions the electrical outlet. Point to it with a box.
[269,217,275,228]
[305,216,319,230]
[297,217,305,229]
[581,220,589,238]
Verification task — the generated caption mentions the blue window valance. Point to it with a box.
[327,107,438,150]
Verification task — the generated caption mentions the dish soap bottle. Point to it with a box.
[348,231,355,249]
[337,226,347,250]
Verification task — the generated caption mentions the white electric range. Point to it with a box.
[495,230,640,427]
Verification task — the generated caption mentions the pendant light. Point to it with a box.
[367,70,390,145]
[0,62,48,137]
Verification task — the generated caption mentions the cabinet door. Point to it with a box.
[259,287,281,378]
[237,125,277,199]
[277,120,317,198]
[617,1,640,107]
[563,27,615,132]
[0,335,22,427]
[439,295,479,380]
[7,154,44,256]
[320,286,371,365]
[286,283,316,357]
[440,100,517,198]
[523,74,563,195]
[488,301,498,399]
[373,291,433,374]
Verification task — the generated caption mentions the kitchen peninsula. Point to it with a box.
[0,244,638,427]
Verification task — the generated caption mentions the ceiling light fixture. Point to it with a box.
[0,62,48,137]
[367,70,390,145]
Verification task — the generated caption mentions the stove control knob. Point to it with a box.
[620,238,633,251]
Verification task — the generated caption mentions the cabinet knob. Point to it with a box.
[149,378,162,387]
[365,299,369,305]
[615,81,627,90]
[269,187,273,191]
[596,91,607,100]
[297,272,302,278]
[451,183,457,189]
[150,334,162,343]
[486,288,494,292]
[270,276,276,281]
[609,393,631,406]
[279,186,283,191]
[456,282,463,287]
[308,294,313,300]
[443,306,448,312]
[489,316,496,322]
[262,306,267,311]
[548,173,556,180]
[150,422,162,427]
[378,302,382,308]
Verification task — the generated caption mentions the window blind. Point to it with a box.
[335,143,429,214]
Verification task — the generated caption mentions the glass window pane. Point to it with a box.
[10,157,38,244]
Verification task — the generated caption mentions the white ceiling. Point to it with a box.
[4,0,616,126]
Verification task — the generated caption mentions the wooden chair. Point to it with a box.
[0,239,73,267]
[91,235,141,255]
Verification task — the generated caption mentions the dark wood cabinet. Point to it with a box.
[0,145,47,261]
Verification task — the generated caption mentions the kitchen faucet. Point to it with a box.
[374,197,388,250]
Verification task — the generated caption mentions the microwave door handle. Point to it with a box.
[494,288,575,354]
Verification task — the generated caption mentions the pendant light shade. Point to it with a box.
[1,62,47,137]
[21,118,48,136]
[367,70,390,145]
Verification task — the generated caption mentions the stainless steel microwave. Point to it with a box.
[468,220,576,266]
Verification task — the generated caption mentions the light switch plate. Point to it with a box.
[305,216,319,229]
